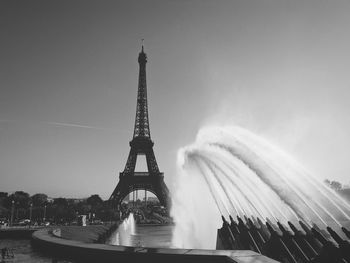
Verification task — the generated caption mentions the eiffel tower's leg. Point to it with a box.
[110,178,130,205]
[123,148,137,175]
[145,148,160,174]
[153,178,170,208]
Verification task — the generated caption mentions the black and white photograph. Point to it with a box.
[1,1,350,262]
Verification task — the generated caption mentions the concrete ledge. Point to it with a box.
[0,227,42,239]
[51,224,113,243]
[32,229,278,263]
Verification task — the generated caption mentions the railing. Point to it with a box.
[134,172,150,176]
[0,225,43,230]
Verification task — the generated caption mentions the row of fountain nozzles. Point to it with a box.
[218,214,350,263]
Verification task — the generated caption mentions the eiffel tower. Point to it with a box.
[110,45,170,208]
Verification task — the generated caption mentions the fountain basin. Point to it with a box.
[31,227,278,263]
[0,227,40,239]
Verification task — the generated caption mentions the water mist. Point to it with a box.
[170,126,350,249]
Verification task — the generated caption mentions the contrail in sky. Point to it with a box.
[47,121,106,130]
[0,119,128,134]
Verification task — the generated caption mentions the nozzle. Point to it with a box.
[266,217,274,225]
[327,226,343,245]
[221,215,227,224]
[342,227,350,239]
[266,222,278,236]
[277,222,285,231]
[244,215,249,223]
[237,216,244,225]
[229,215,235,225]
[299,220,312,235]
[288,221,301,235]
[247,218,255,228]
[311,228,328,245]
[251,217,259,226]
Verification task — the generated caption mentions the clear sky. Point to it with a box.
[1,0,350,199]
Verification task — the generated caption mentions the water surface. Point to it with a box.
[0,239,72,262]
[108,224,174,248]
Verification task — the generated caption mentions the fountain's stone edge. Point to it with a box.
[0,227,40,239]
[31,228,279,263]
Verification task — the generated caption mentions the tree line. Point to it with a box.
[0,191,119,224]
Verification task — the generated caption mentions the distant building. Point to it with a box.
[67,198,86,204]
[147,197,159,203]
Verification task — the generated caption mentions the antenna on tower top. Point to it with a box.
[141,39,144,52]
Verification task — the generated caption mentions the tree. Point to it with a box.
[0,206,8,218]
[324,179,343,190]
[31,193,48,207]
[0,192,8,198]
[76,202,91,215]
[330,181,342,190]
[0,192,8,207]
[87,194,103,207]
[7,191,31,209]
[51,198,76,223]
[53,198,68,207]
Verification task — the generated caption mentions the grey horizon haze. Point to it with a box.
[1,0,350,199]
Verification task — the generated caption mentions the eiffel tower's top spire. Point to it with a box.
[133,42,150,138]
[138,39,146,63]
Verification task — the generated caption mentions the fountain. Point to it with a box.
[171,125,350,260]
[108,213,136,246]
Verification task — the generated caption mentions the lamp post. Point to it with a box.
[10,200,14,227]
[29,203,33,227]
[145,190,147,207]
[16,203,19,220]
[43,204,46,222]
[136,190,138,204]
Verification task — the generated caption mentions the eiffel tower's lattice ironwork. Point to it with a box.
[110,46,170,207]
